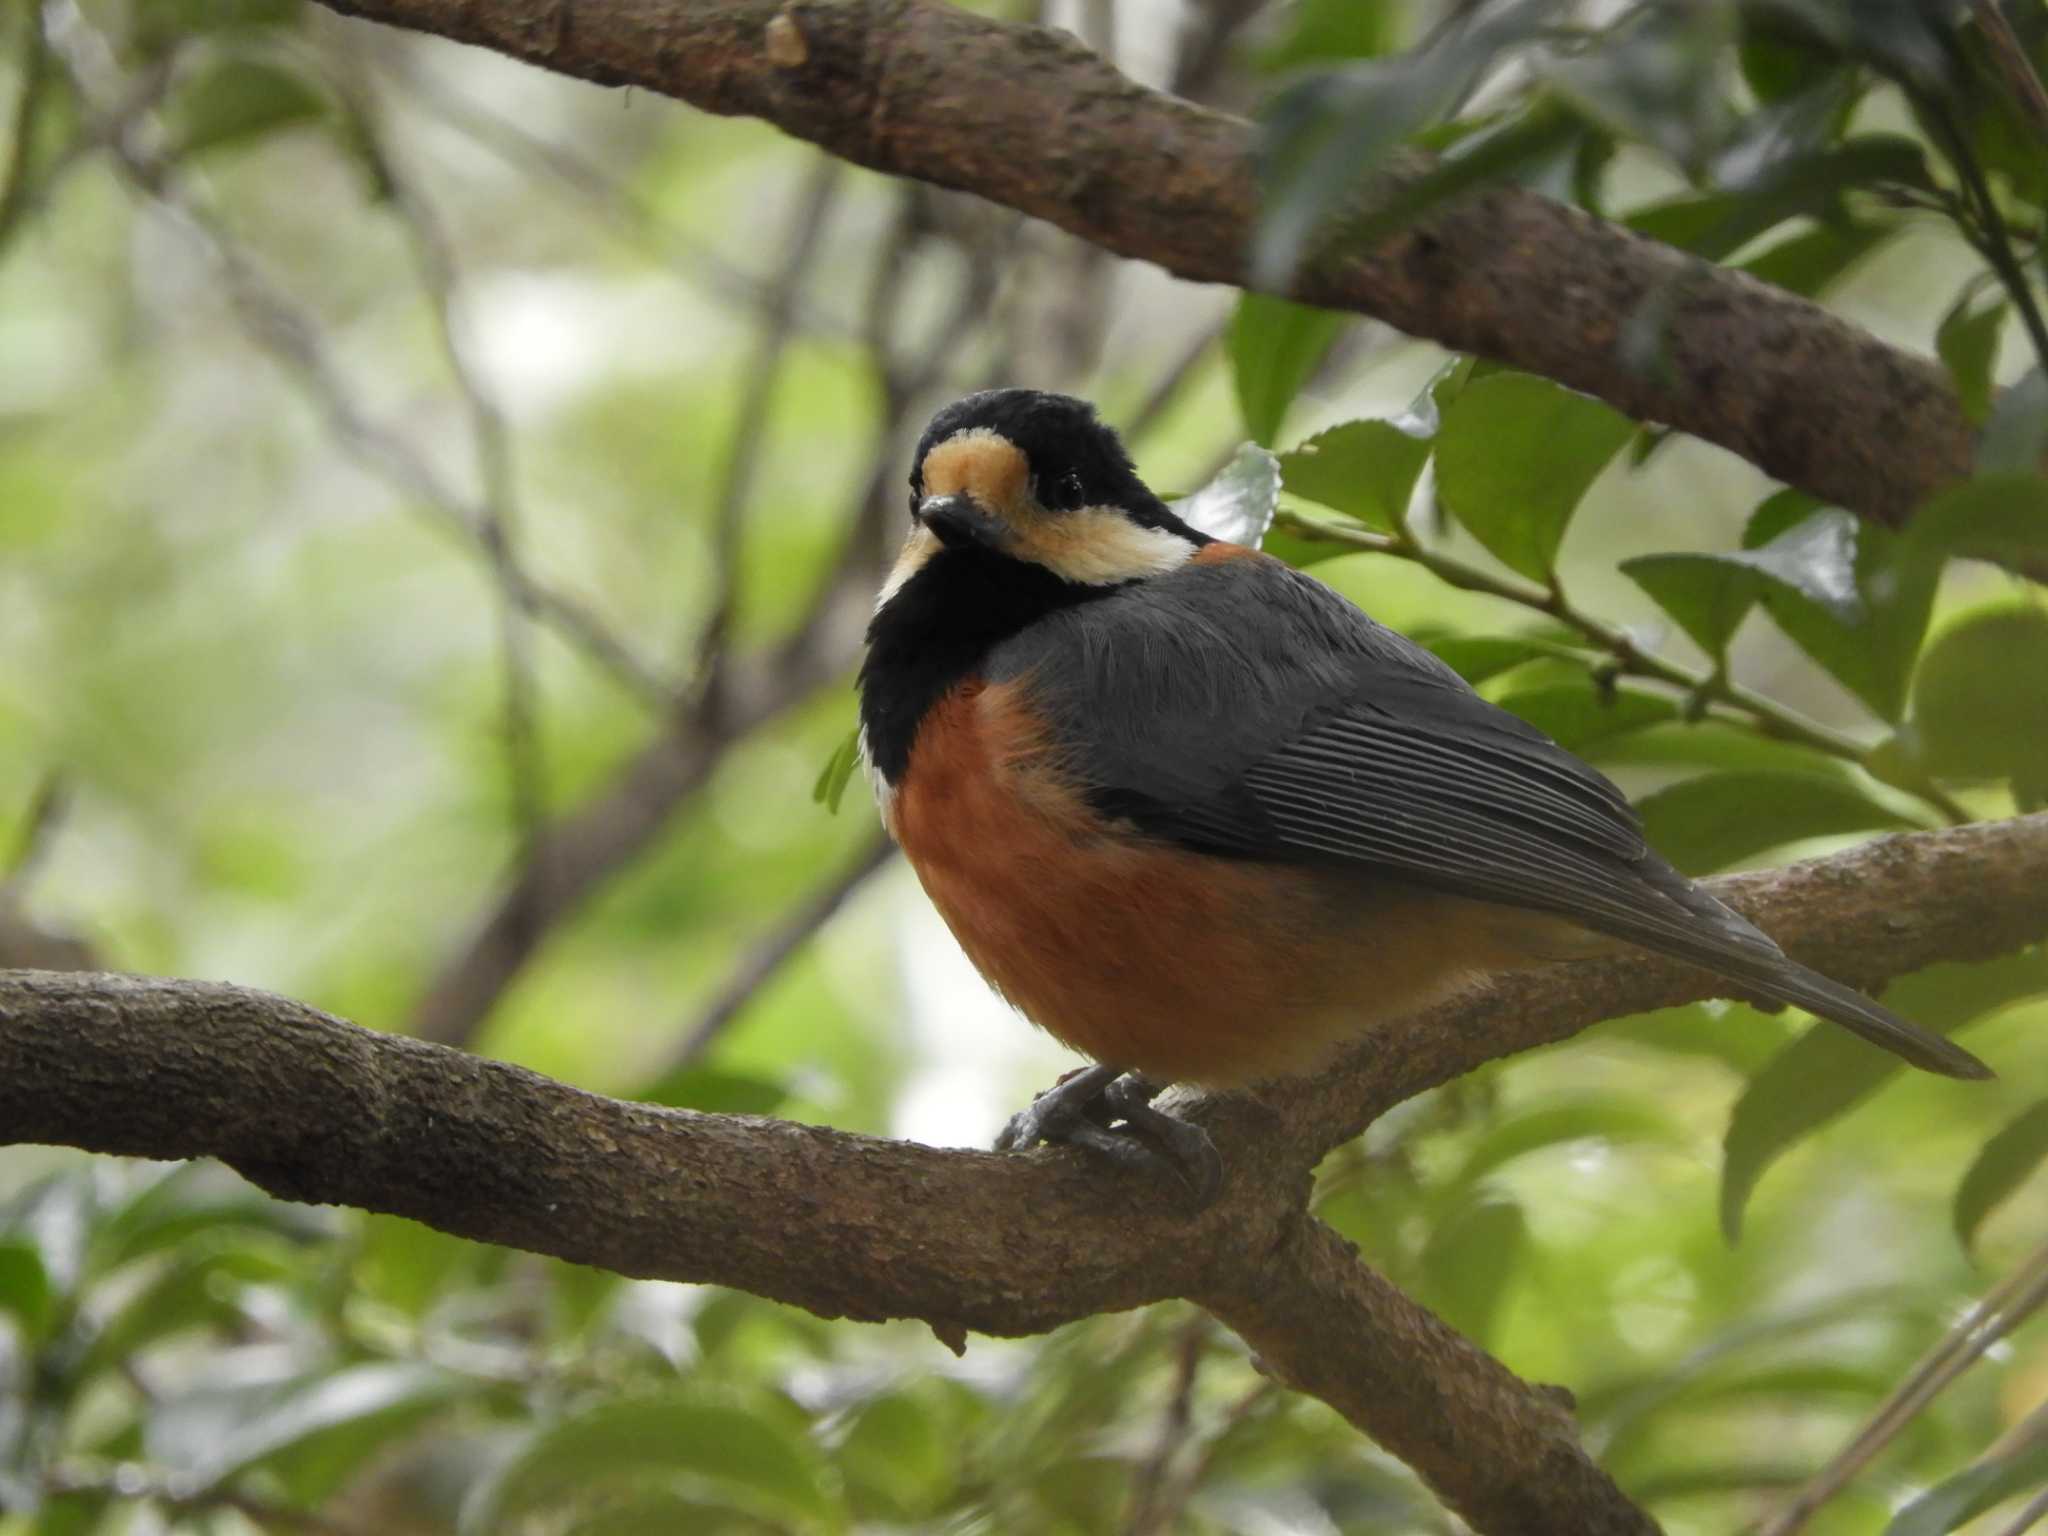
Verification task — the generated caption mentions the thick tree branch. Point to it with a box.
[314,0,1976,530]
[5,817,2047,1536]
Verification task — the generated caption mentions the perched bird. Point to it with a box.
[858,388,1989,1197]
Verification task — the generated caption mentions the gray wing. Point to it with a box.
[985,554,1986,1079]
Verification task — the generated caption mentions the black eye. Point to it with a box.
[1045,469,1086,511]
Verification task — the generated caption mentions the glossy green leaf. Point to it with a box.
[1721,948,2048,1241]
[1434,372,1634,581]
[1421,1194,1526,1342]
[1953,1100,2048,1253]
[1886,1441,2048,1536]
[1622,509,1862,662]
[462,1392,841,1533]
[1494,683,1678,753]
[1633,770,1914,876]
[1226,294,1346,447]
[1938,289,2009,427]
[1905,603,2048,806]
[1170,442,1281,548]
[165,57,329,159]
[1908,472,2048,572]
[813,727,861,815]
[1742,493,1935,722]
[1277,417,1433,531]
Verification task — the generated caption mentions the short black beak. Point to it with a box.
[916,494,1011,552]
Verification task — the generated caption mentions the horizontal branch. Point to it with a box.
[313,0,1975,530]
[4,817,2045,1534]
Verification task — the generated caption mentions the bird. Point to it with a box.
[856,387,1990,1200]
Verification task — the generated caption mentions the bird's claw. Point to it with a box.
[995,1066,1223,1207]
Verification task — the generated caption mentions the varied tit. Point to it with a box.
[857,387,1989,1199]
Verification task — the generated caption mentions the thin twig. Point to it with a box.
[380,53,855,340]
[1124,1315,1210,1536]
[693,156,845,692]
[1758,1235,2048,1536]
[664,835,895,1071]
[113,159,673,711]
[340,79,549,873]
[1993,1483,2048,1536]
[1970,0,2048,143]
[1142,1378,1280,1532]
[1272,509,1974,824]
[1121,319,1225,446]
[1921,92,2048,380]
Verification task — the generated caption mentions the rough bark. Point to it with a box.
[6,815,2047,1536]
[312,0,1977,531]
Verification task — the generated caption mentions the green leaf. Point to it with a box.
[812,728,861,815]
[1953,1100,2048,1253]
[1255,0,1401,74]
[1629,137,1930,261]
[1739,218,1892,297]
[1423,632,1592,685]
[1434,372,1634,581]
[1909,472,2048,572]
[1277,416,1434,531]
[1420,1194,1526,1342]
[1904,602,2048,806]
[1226,294,1346,446]
[840,1392,952,1520]
[1721,948,2048,1241]
[1938,289,2009,427]
[0,1240,52,1341]
[1622,509,1862,662]
[462,1392,841,1533]
[1539,6,1735,173]
[1979,366,2048,476]
[150,1363,463,1504]
[1493,683,1678,753]
[164,57,329,159]
[1633,769,1914,876]
[1886,1442,2048,1536]
[1169,442,1281,548]
[1333,101,1583,253]
[1741,493,1935,723]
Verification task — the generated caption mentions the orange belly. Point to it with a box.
[889,679,1576,1087]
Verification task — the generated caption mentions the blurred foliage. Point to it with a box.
[1,0,2047,1531]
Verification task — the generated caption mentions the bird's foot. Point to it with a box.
[995,1065,1222,1206]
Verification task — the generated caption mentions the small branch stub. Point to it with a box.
[764,9,809,69]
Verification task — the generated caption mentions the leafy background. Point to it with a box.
[1,0,2047,1531]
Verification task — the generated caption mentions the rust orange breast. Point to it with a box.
[889,678,1530,1087]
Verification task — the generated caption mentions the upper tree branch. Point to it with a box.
[5,816,2047,1536]
[313,0,1976,531]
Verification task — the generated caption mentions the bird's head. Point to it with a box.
[878,389,1206,610]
